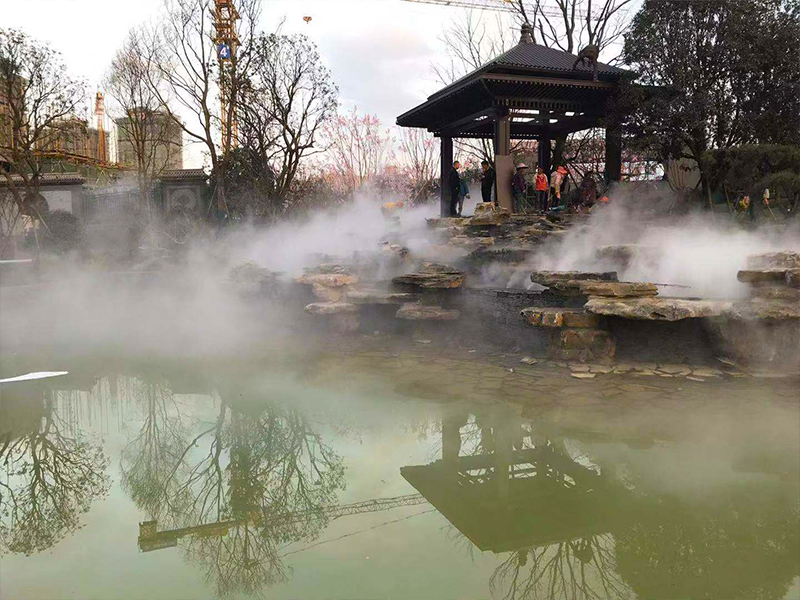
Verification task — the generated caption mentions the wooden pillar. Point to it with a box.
[605,125,622,184]
[440,135,453,217]
[538,136,551,175]
[493,111,514,212]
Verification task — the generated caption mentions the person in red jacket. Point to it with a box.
[534,167,549,212]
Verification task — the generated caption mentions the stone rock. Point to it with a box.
[396,302,460,321]
[571,372,597,379]
[580,281,659,298]
[737,269,789,283]
[521,307,600,329]
[312,283,345,302]
[531,270,618,285]
[304,302,359,315]
[730,299,800,320]
[657,364,692,376]
[588,364,614,374]
[392,263,465,289]
[550,328,615,361]
[295,273,359,287]
[467,207,511,226]
[306,263,352,275]
[585,297,732,321]
[473,202,496,215]
[520,357,539,365]
[750,284,800,302]
[346,289,419,304]
[786,269,800,288]
[379,242,410,260]
[746,251,800,269]
[692,367,724,378]
[228,262,281,295]
[530,271,618,296]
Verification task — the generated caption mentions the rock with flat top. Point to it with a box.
[585,297,732,321]
[521,307,600,329]
[396,303,460,321]
[304,302,359,315]
[295,273,359,287]
[580,281,658,298]
[746,252,800,269]
[737,269,789,283]
[467,207,511,226]
[530,271,618,295]
[393,263,465,289]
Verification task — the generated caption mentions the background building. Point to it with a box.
[115,110,183,172]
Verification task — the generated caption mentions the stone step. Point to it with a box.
[579,281,658,298]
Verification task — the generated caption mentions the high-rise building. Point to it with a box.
[115,109,183,172]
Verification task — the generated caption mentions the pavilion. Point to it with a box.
[396,24,632,216]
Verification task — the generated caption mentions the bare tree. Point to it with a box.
[105,29,182,218]
[323,107,394,195]
[139,0,261,219]
[229,32,338,221]
[433,12,515,164]
[0,28,85,256]
[398,127,440,205]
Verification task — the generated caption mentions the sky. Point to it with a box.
[1,0,501,166]
[0,0,636,168]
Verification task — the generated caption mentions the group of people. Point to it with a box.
[449,159,607,216]
[512,163,570,211]
[448,160,497,217]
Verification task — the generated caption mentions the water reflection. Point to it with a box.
[120,377,347,598]
[1,361,798,599]
[0,379,111,556]
[402,407,800,600]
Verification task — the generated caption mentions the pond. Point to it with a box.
[1,349,798,600]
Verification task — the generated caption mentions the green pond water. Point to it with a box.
[1,349,798,600]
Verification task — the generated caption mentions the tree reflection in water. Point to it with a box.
[120,379,346,598]
[0,385,111,556]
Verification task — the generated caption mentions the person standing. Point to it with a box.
[480,160,496,205]
[448,161,462,217]
[534,167,549,212]
[511,163,528,212]
[458,175,470,216]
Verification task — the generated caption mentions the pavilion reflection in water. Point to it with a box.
[401,409,626,554]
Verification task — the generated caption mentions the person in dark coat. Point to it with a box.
[480,160,495,205]
[448,161,462,217]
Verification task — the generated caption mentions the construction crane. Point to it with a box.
[94,91,106,163]
[138,493,429,552]
[213,0,240,152]
[402,0,590,20]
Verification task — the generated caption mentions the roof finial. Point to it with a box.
[519,22,534,44]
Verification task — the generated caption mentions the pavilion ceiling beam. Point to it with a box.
[438,107,504,135]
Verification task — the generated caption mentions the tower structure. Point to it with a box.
[94,91,106,162]
[213,0,240,152]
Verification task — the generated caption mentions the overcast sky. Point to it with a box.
[1,0,632,167]
[1,0,496,152]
